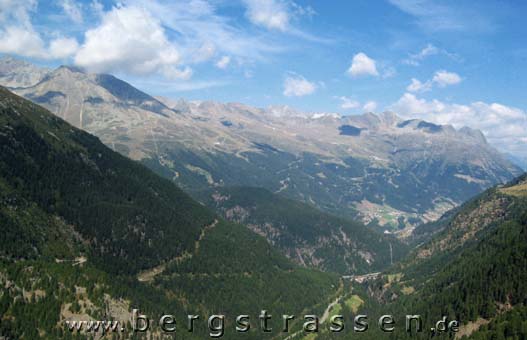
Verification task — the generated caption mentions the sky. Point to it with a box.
[0,0,526,162]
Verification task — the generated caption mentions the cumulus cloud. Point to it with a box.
[407,70,462,93]
[74,5,191,79]
[363,101,377,112]
[336,97,377,112]
[241,0,318,37]
[0,1,45,58]
[407,78,432,93]
[124,0,284,64]
[390,93,527,157]
[432,70,462,87]
[0,26,46,58]
[1,0,289,79]
[0,30,79,60]
[49,37,79,59]
[215,55,231,69]
[0,0,36,27]
[283,73,316,97]
[0,0,79,59]
[242,0,290,31]
[347,52,378,77]
[337,96,360,109]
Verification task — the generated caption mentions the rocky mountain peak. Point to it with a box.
[156,96,194,113]
[56,65,85,74]
[46,65,90,82]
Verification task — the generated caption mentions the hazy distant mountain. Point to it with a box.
[1,57,522,236]
[0,55,50,88]
[507,153,527,170]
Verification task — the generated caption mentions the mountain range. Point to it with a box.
[1,55,527,340]
[0,56,522,237]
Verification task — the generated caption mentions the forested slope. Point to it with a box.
[197,186,408,274]
[312,175,527,340]
[0,87,339,339]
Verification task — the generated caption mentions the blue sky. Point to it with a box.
[0,0,526,160]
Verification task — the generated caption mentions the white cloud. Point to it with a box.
[241,0,318,38]
[403,43,438,65]
[415,43,438,58]
[403,44,461,66]
[432,70,462,87]
[90,0,104,17]
[291,2,316,18]
[0,26,46,58]
[242,0,290,31]
[0,0,79,59]
[337,96,360,109]
[124,0,284,64]
[49,37,79,59]
[192,42,216,63]
[390,93,527,158]
[388,0,494,33]
[0,27,79,60]
[162,66,193,80]
[382,66,397,79]
[363,101,377,112]
[347,52,378,77]
[215,55,231,69]
[407,70,462,93]
[0,0,37,27]
[283,73,316,97]
[336,97,378,112]
[75,5,191,79]
[0,0,297,79]
[407,78,432,93]
[60,0,83,23]
[390,93,446,116]
[0,0,45,58]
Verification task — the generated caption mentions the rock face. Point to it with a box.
[1,57,522,234]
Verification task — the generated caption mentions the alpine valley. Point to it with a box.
[1,55,526,340]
